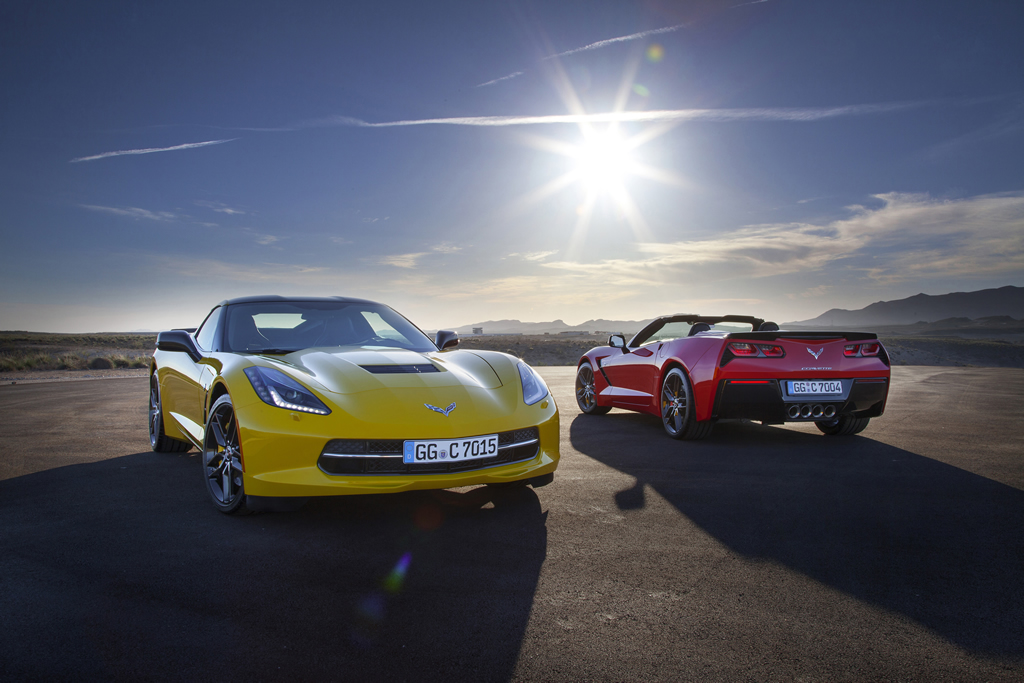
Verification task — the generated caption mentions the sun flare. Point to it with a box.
[572,128,632,192]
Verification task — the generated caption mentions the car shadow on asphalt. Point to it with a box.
[570,412,1024,658]
[0,451,547,681]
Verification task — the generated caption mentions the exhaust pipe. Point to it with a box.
[787,405,801,419]
[800,405,813,418]
[812,405,824,418]
[823,405,836,418]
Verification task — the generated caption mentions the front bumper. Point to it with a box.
[235,404,559,498]
[712,377,889,423]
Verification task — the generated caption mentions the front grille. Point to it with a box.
[318,427,540,476]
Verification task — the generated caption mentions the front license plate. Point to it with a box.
[403,435,499,464]
[789,380,843,395]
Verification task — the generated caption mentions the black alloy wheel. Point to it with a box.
[816,415,870,436]
[575,362,611,415]
[150,372,191,453]
[203,394,249,514]
[660,367,713,440]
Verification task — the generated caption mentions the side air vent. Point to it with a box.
[359,365,440,374]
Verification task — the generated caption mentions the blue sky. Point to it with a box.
[1,0,1022,332]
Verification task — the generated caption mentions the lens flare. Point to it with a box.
[382,551,413,594]
[632,83,650,97]
[646,44,665,62]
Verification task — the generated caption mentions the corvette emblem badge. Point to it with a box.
[425,402,456,417]
[807,347,824,360]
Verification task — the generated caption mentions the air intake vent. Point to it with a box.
[359,364,439,374]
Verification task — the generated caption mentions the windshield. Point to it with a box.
[634,319,757,346]
[224,301,435,353]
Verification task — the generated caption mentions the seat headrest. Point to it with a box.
[688,322,711,336]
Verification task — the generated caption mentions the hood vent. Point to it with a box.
[359,364,440,374]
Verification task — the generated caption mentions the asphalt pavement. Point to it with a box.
[1,367,1022,681]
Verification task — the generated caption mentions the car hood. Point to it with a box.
[247,347,527,432]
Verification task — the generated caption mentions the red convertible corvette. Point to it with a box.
[575,315,890,439]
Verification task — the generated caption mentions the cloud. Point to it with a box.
[431,244,462,254]
[322,102,918,129]
[540,191,1024,285]
[380,253,429,269]
[477,71,524,88]
[196,200,247,215]
[254,234,280,246]
[732,0,770,8]
[542,23,687,61]
[80,205,177,221]
[70,139,236,163]
[521,250,558,261]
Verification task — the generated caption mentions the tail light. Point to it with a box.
[727,342,786,358]
[844,342,882,358]
[729,342,759,356]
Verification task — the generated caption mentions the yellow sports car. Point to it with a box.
[149,296,559,514]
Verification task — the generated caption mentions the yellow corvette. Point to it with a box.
[149,296,559,514]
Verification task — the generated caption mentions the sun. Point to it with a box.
[571,128,633,192]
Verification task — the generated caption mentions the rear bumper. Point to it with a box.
[712,377,889,423]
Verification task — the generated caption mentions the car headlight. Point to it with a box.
[244,366,331,415]
[517,361,548,405]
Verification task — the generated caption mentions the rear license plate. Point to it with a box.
[403,435,499,464]
[789,380,843,395]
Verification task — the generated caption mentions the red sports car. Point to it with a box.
[575,315,890,439]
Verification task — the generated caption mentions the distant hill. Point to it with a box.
[788,286,1024,328]
[451,318,654,336]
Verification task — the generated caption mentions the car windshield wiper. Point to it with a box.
[251,348,302,355]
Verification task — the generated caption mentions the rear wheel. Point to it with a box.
[202,394,249,514]
[150,372,191,453]
[575,362,611,415]
[661,368,713,440]
[816,415,870,436]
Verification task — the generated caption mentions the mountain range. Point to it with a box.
[449,286,1024,336]
[786,285,1024,327]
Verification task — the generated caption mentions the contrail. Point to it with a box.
[543,23,687,60]
[477,71,525,88]
[328,103,917,129]
[70,139,236,163]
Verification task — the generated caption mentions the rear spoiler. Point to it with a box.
[725,331,879,342]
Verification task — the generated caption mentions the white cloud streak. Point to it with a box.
[70,139,236,163]
[321,103,917,129]
[542,23,687,60]
[477,71,524,88]
[539,191,1024,286]
[380,253,429,269]
[80,205,177,221]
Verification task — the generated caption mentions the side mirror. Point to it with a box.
[156,330,202,362]
[609,334,628,351]
[435,330,459,350]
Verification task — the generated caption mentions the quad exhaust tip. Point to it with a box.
[788,404,838,420]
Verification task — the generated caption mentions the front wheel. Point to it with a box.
[150,372,191,453]
[575,362,611,415]
[815,415,870,436]
[202,394,249,514]
[661,368,713,440]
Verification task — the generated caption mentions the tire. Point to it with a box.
[150,372,192,453]
[202,394,249,514]
[815,415,870,436]
[660,367,713,440]
[575,362,611,415]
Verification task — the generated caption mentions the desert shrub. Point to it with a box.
[57,354,88,370]
[88,357,114,370]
